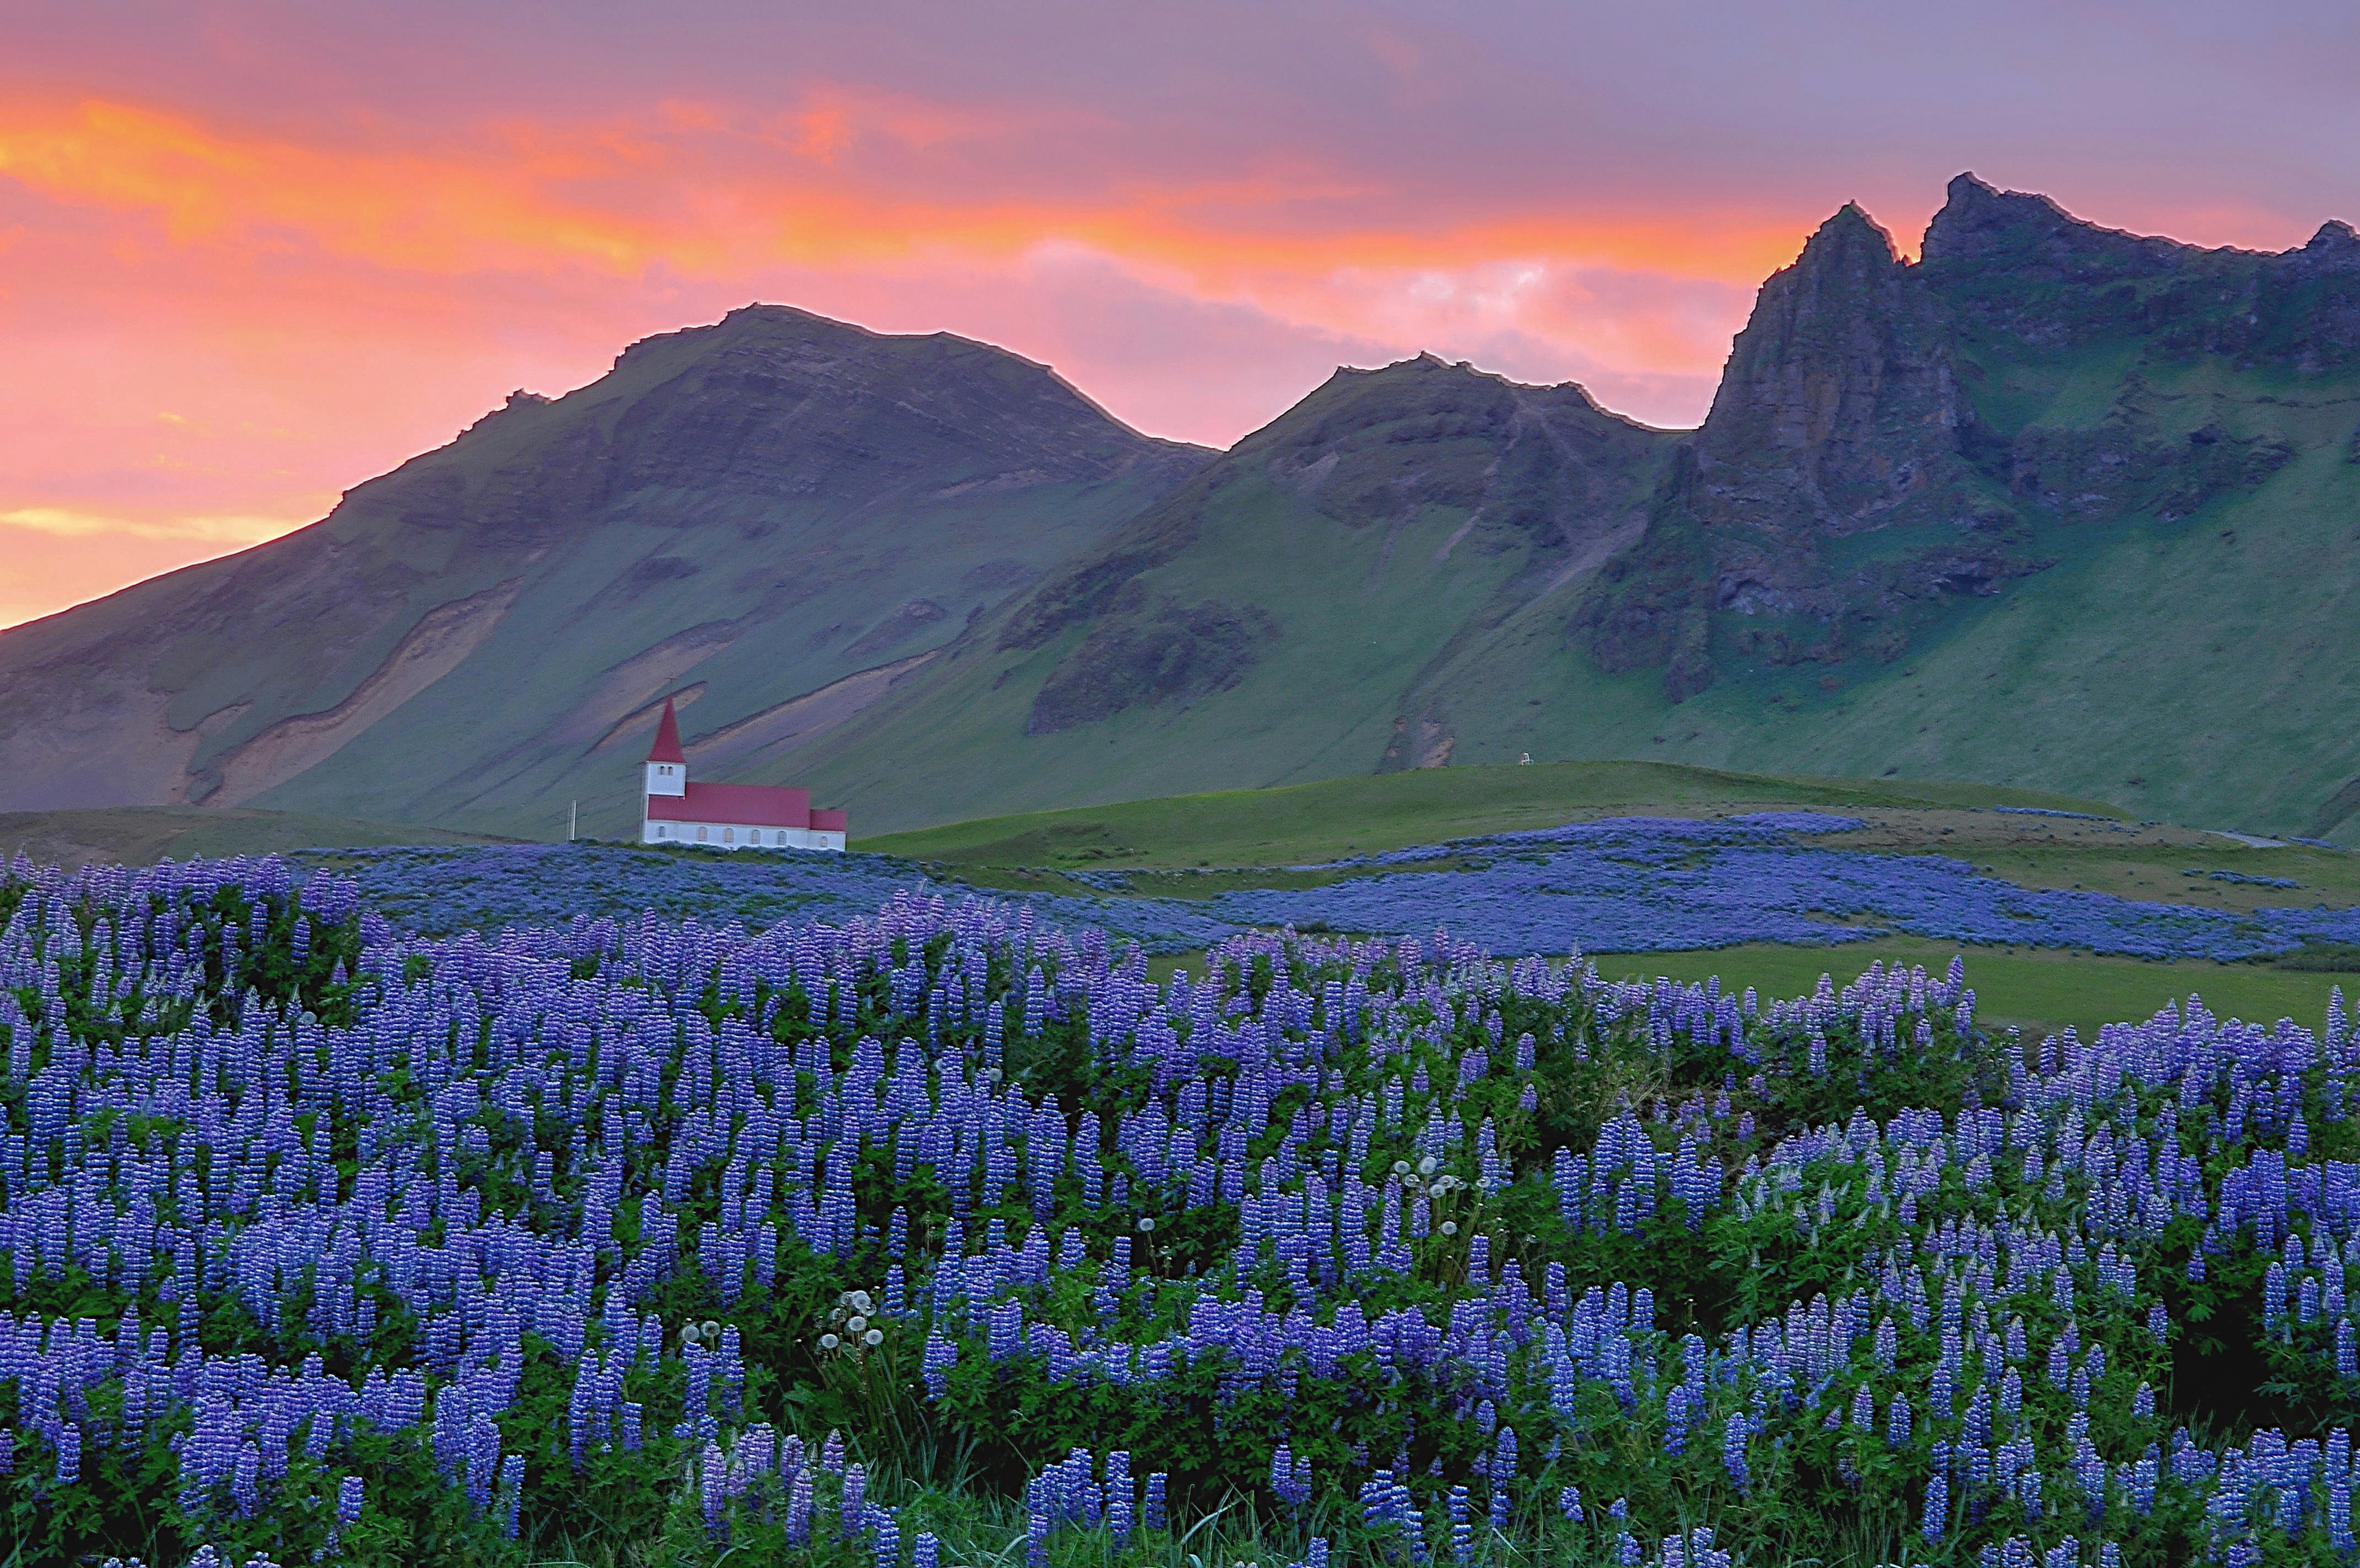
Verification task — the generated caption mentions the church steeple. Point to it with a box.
[644,696,686,797]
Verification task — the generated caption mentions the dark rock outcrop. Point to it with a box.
[844,600,950,660]
[1026,594,1279,734]
[1577,172,2339,700]
[1689,204,1983,538]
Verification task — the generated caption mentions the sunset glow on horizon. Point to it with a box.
[6,0,2357,628]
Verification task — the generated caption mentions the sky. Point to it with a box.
[3,1,2357,628]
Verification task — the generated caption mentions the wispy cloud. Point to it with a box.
[0,96,1806,284]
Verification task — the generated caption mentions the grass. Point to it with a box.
[21,764,2357,1046]
[1142,937,2354,1042]
[1588,936,2355,1042]
[794,466,1560,836]
[933,764,2360,1043]
[0,805,513,871]
[857,757,2129,872]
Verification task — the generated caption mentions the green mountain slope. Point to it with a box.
[7,175,2356,846]
[0,307,1206,837]
[763,177,2360,840]
[774,354,1676,829]
[1531,176,2360,836]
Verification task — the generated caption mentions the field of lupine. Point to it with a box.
[1165,814,2360,961]
[10,843,2360,1568]
[298,843,1238,952]
[307,813,2360,965]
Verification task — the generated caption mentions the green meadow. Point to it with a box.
[868,758,2360,1043]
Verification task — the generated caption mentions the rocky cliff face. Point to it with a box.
[1690,205,1979,539]
[1921,173,2360,369]
[1578,173,2332,704]
[1577,201,2031,696]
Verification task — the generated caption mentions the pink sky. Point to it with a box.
[5,0,2356,627]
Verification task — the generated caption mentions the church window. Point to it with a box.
[724,828,734,844]
[696,826,707,842]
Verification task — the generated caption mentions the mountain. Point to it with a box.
[764,352,1675,826]
[1543,174,2360,837]
[8,175,2360,845]
[776,177,2360,839]
[0,306,1206,836]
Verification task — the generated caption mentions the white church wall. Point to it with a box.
[640,820,841,852]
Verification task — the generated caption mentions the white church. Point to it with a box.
[639,695,848,851]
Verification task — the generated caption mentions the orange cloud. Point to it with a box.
[0,96,1804,289]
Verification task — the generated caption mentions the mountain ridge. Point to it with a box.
[773,172,2360,837]
[6,175,2360,843]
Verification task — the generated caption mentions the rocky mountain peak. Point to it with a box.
[1687,198,1968,539]
[1806,202,1904,265]
[2291,219,2360,273]
[1919,173,2069,265]
[1920,170,2186,280]
[327,305,1203,566]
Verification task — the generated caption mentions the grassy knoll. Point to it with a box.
[1589,936,2354,1042]
[1145,937,2353,1043]
[0,806,512,871]
[857,757,2128,871]
[975,763,2360,1044]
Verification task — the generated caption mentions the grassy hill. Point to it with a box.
[777,354,1675,833]
[0,806,511,871]
[868,759,2360,1042]
[857,757,2129,869]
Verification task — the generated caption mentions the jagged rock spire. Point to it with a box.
[1687,200,1973,537]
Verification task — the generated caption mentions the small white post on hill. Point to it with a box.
[568,800,577,842]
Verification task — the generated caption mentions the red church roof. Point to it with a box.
[645,781,813,829]
[645,697,686,764]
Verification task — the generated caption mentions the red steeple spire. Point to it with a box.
[646,696,686,764]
